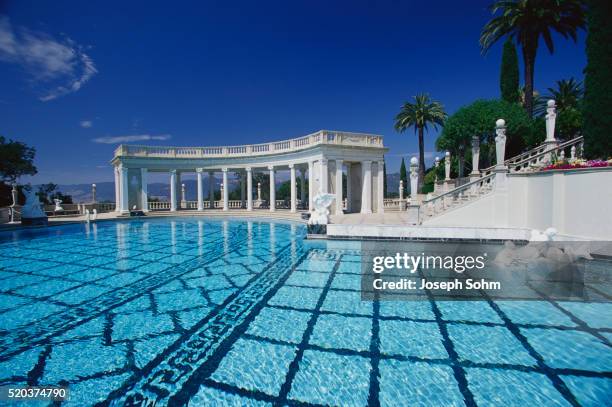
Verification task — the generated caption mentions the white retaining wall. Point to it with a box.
[424,167,612,240]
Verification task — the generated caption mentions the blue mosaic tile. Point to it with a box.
[42,339,127,383]
[334,261,362,274]
[379,359,464,407]
[62,373,131,407]
[178,307,211,330]
[448,324,536,366]
[296,259,336,272]
[208,288,236,305]
[320,289,373,316]
[561,375,612,407]
[495,301,576,327]
[0,347,43,380]
[113,310,174,341]
[153,279,184,294]
[155,289,208,312]
[134,334,180,369]
[66,267,117,282]
[53,284,110,305]
[268,286,323,311]
[520,327,612,371]
[189,386,272,407]
[0,302,65,330]
[211,338,296,397]
[288,349,371,406]
[379,320,448,359]
[130,251,172,262]
[0,293,30,311]
[379,300,435,320]
[247,307,310,344]
[329,273,362,291]
[186,275,234,291]
[309,314,372,352]
[113,296,151,313]
[557,302,612,329]
[466,368,570,407]
[57,316,105,341]
[284,271,330,288]
[227,274,253,287]
[0,274,48,292]
[133,262,173,275]
[15,279,82,298]
[437,301,503,324]
[97,271,148,288]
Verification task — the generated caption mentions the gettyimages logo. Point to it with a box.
[372,252,487,274]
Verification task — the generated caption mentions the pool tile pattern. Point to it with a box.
[0,218,610,406]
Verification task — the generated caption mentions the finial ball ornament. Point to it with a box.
[547,99,556,108]
[445,151,450,157]
[410,156,418,165]
[496,119,505,127]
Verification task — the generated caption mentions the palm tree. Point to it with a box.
[480,0,586,117]
[545,78,583,111]
[394,94,446,191]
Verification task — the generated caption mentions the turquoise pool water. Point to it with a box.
[0,218,610,406]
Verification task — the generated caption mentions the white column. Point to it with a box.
[444,152,451,181]
[289,164,297,213]
[208,171,215,209]
[257,182,262,202]
[410,157,419,202]
[320,159,328,193]
[269,165,276,212]
[181,183,186,209]
[114,166,120,212]
[470,136,480,177]
[300,168,306,208]
[120,166,129,213]
[545,100,557,143]
[335,159,343,214]
[169,169,177,212]
[240,173,246,208]
[495,119,507,170]
[361,160,372,214]
[376,161,384,213]
[246,167,253,211]
[308,161,314,211]
[222,168,229,211]
[346,164,352,212]
[196,168,204,211]
[141,168,148,212]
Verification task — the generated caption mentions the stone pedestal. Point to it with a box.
[405,205,420,225]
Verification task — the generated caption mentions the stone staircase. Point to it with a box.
[421,136,584,222]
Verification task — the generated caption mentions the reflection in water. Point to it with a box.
[269,223,276,260]
[198,220,204,256]
[222,220,229,257]
[247,221,254,257]
[171,221,177,254]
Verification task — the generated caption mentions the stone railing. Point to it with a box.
[148,199,306,211]
[422,173,495,220]
[113,130,384,160]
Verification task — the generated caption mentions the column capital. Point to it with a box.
[246,167,252,172]
[288,163,295,169]
[321,159,328,165]
[169,169,177,175]
[196,168,203,173]
[362,160,372,167]
[221,167,228,173]
[268,165,275,171]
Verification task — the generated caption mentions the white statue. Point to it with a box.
[21,189,46,219]
[54,198,64,212]
[85,208,91,223]
[92,208,98,221]
[308,192,336,225]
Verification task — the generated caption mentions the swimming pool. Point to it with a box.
[0,218,610,406]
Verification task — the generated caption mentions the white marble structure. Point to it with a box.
[111,130,387,215]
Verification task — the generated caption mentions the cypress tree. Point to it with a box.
[399,158,407,196]
[583,0,612,159]
[500,39,520,104]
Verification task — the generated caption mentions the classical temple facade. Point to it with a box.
[111,130,388,215]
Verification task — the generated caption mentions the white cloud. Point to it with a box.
[80,120,93,128]
[92,134,172,144]
[0,16,97,101]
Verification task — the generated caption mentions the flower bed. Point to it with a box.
[542,159,612,171]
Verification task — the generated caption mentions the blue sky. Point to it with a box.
[0,0,587,184]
